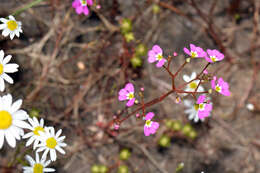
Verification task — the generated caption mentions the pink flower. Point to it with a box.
[211,76,230,96]
[148,45,166,68]
[183,44,206,58]
[205,49,224,63]
[118,83,135,107]
[72,0,93,16]
[196,95,212,119]
[173,52,178,56]
[143,112,159,136]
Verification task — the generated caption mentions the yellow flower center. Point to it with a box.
[210,56,217,62]
[0,64,3,75]
[199,103,204,110]
[156,54,163,61]
[0,110,12,129]
[46,137,57,149]
[33,163,43,173]
[127,93,134,100]
[191,51,198,58]
[189,82,197,89]
[33,126,45,136]
[80,0,87,6]
[194,103,205,111]
[7,20,18,31]
[145,120,152,127]
[194,104,199,111]
[215,85,221,92]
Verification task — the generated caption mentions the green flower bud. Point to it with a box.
[176,162,184,172]
[118,165,128,173]
[158,135,171,147]
[130,55,142,68]
[124,32,135,42]
[172,121,182,131]
[120,18,132,34]
[152,4,160,14]
[188,130,197,140]
[119,149,131,160]
[135,44,147,57]
[165,119,174,129]
[99,165,108,173]
[91,164,99,173]
[29,108,40,118]
[182,124,192,136]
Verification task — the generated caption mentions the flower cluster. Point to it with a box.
[0,15,67,172]
[117,43,231,135]
[184,43,224,63]
[118,83,160,136]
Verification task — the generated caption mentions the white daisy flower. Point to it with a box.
[36,127,67,161]
[183,72,204,95]
[23,153,55,173]
[0,50,19,92]
[23,117,46,149]
[0,15,22,40]
[183,100,204,123]
[0,94,30,149]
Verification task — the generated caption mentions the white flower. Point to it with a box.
[183,72,204,95]
[0,50,19,92]
[0,15,22,40]
[23,153,55,173]
[36,127,67,161]
[183,100,204,123]
[23,117,46,149]
[0,94,30,149]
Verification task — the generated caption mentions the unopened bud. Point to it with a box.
[186,58,191,63]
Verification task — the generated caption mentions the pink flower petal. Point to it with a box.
[83,7,89,15]
[125,83,134,92]
[152,122,159,130]
[144,126,151,136]
[190,44,196,51]
[152,45,162,54]
[197,95,206,104]
[211,77,216,89]
[156,59,166,68]
[118,95,127,101]
[119,88,128,96]
[72,0,81,8]
[87,0,93,6]
[126,98,135,107]
[145,112,154,120]
[76,6,84,14]
[183,47,190,55]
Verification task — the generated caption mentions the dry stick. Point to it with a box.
[238,0,260,107]
[26,11,72,101]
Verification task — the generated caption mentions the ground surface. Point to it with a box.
[1,0,260,173]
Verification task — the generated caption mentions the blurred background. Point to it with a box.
[0,0,260,172]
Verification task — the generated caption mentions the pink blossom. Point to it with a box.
[173,52,178,56]
[143,112,159,136]
[72,0,93,16]
[196,95,212,119]
[114,124,120,130]
[211,76,230,96]
[148,45,166,68]
[183,44,206,58]
[205,49,224,63]
[203,69,208,74]
[118,83,135,107]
